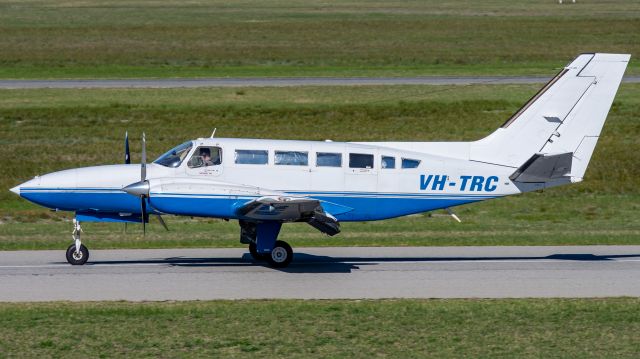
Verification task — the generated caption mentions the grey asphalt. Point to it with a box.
[1,76,639,89]
[1,246,640,301]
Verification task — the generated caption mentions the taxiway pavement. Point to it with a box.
[1,246,639,301]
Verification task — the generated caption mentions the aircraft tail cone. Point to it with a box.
[123,181,150,197]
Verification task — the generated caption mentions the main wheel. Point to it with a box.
[66,244,89,265]
[266,240,293,268]
[249,242,266,261]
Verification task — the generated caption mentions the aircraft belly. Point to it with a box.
[146,191,491,221]
[308,195,486,221]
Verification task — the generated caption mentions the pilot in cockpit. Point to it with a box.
[200,148,214,166]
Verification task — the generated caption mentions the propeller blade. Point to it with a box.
[125,131,130,164]
[141,132,147,181]
[156,215,169,231]
[140,197,147,235]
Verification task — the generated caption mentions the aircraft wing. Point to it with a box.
[145,177,342,236]
[236,196,321,220]
[236,196,340,236]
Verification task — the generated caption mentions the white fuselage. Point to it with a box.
[14,137,527,221]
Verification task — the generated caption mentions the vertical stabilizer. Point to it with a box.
[470,53,629,182]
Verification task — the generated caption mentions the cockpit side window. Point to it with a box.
[188,146,222,168]
[154,141,193,168]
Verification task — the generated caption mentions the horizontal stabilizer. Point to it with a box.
[509,153,573,183]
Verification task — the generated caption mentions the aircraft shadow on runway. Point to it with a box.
[82,252,640,274]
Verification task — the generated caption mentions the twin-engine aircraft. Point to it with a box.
[10,53,629,268]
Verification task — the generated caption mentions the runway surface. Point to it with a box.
[1,76,639,89]
[1,246,640,301]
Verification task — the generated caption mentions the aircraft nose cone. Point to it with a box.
[9,177,39,197]
[10,185,20,196]
[123,180,150,197]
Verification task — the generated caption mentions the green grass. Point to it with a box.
[0,83,638,249]
[1,298,639,358]
[0,0,639,78]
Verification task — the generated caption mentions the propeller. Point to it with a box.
[140,133,148,235]
[141,132,146,182]
[124,131,131,233]
[156,214,169,231]
[125,131,131,164]
[141,192,148,235]
[123,133,150,234]
[122,133,169,234]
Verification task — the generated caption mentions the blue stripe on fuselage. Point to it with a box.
[19,188,496,221]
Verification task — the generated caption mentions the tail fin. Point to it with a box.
[471,53,630,182]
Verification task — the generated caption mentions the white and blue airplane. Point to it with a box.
[10,53,629,268]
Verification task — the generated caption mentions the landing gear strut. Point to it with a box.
[66,219,89,265]
[241,221,293,268]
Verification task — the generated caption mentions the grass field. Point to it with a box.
[0,298,639,358]
[0,0,638,78]
[0,83,638,249]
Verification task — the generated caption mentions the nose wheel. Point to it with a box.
[66,244,89,265]
[66,218,90,265]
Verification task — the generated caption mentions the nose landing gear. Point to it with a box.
[66,219,89,265]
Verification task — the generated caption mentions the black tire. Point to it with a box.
[266,240,293,268]
[66,244,89,265]
[249,242,266,261]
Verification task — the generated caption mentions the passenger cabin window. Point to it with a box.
[316,152,342,167]
[188,146,222,168]
[402,158,421,169]
[275,151,308,166]
[154,141,193,168]
[381,156,395,169]
[349,153,374,169]
[235,149,268,165]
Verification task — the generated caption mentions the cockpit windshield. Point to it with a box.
[154,141,193,168]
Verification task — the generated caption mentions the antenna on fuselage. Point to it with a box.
[210,128,217,138]
[445,208,462,223]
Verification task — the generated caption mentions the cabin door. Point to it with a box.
[344,148,378,193]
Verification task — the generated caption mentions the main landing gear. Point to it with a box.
[241,220,293,268]
[267,240,293,268]
[66,219,89,265]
